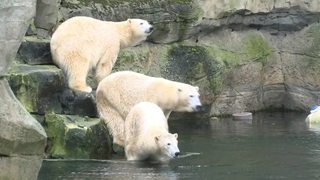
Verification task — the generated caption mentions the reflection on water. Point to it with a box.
[38,112,320,180]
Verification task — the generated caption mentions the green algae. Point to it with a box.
[44,114,112,159]
[242,34,273,65]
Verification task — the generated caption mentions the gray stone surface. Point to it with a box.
[0,79,47,156]
[0,155,43,180]
[7,64,64,114]
[17,37,52,65]
[45,114,112,159]
[0,1,37,76]
[0,0,46,178]
[35,0,60,38]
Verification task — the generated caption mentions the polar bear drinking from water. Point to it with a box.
[96,71,201,147]
[124,102,180,162]
[50,16,153,92]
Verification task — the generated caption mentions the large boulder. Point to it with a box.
[45,114,112,159]
[0,80,47,155]
[34,0,60,38]
[8,64,64,114]
[8,63,98,117]
[0,0,47,179]
[16,37,52,65]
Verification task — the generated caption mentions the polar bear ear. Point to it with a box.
[174,133,178,139]
[195,86,199,91]
[128,19,132,23]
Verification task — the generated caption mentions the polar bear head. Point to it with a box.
[128,19,153,43]
[175,84,202,112]
[155,133,180,161]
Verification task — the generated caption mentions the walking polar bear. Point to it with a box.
[50,16,153,92]
[96,71,202,147]
[125,102,180,162]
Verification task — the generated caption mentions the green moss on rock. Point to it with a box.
[44,114,112,159]
[242,34,273,65]
[166,45,225,93]
[7,64,64,114]
[301,24,320,67]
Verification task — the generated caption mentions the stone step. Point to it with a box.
[45,114,112,159]
[16,36,52,65]
[7,64,97,117]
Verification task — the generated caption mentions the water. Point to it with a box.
[38,112,320,180]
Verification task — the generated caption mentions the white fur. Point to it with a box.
[96,71,201,147]
[50,17,153,92]
[124,102,180,163]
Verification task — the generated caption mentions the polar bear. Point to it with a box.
[96,71,201,147]
[125,102,180,162]
[50,16,153,92]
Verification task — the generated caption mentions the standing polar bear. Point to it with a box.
[50,16,153,92]
[96,71,202,147]
[125,102,180,162]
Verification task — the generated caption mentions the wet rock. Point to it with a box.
[59,89,98,117]
[45,114,112,159]
[16,37,52,65]
[7,64,98,117]
[7,64,65,114]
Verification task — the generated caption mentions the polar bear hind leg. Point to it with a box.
[64,53,92,93]
[101,106,126,147]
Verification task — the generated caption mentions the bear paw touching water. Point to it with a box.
[96,71,201,147]
[50,16,153,92]
[124,102,180,162]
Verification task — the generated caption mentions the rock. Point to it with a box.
[0,0,37,76]
[16,37,52,65]
[0,79,47,156]
[198,0,320,33]
[7,64,98,117]
[35,0,60,38]
[0,0,47,178]
[59,89,98,117]
[0,156,43,180]
[45,114,112,159]
[7,64,65,115]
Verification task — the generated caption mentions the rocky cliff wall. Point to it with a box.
[6,0,320,158]
[52,0,320,114]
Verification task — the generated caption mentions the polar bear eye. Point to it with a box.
[167,143,171,146]
[140,22,144,25]
[190,95,194,98]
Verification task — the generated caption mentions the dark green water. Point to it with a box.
[38,112,320,180]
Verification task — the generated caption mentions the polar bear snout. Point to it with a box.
[174,151,180,157]
[194,105,202,112]
[145,26,153,34]
[189,96,202,112]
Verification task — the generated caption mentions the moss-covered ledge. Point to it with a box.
[45,114,112,159]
